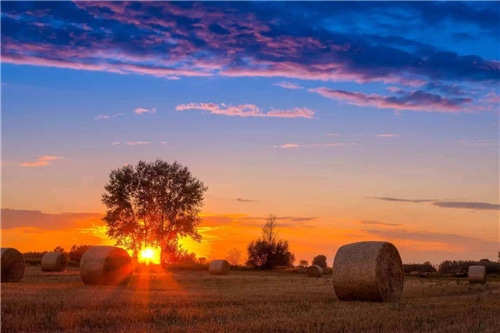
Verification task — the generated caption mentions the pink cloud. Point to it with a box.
[274,81,303,89]
[273,142,357,149]
[133,107,156,115]
[126,141,151,146]
[376,133,400,138]
[309,87,472,113]
[19,155,64,167]
[176,103,314,119]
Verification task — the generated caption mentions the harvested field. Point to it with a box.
[1,266,499,333]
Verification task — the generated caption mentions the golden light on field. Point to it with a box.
[138,247,161,265]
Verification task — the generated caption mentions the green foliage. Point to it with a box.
[101,159,207,260]
[246,214,295,269]
[69,244,92,263]
[312,255,328,268]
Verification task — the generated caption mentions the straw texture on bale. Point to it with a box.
[468,265,487,284]
[41,252,67,272]
[209,259,230,275]
[80,246,133,286]
[307,265,323,277]
[1,248,25,283]
[332,241,404,302]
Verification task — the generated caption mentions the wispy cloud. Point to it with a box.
[176,103,314,119]
[360,220,401,227]
[433,202,500,211]
[369,196,434,203]
[236,198,257,203]
[134,107,156,115]
[324,133,341,137]
[19,155,64,167]
[376,133,400,138]
[274,81,303,90]
[94,113,122,120]
[273,142,357,149]
[110,141,120,146]
[370,196,500,211]
[309,87,474,113]
[126,141,151,146]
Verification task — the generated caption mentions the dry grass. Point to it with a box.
[2,266,500,332]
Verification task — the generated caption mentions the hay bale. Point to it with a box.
[332,241,404,302]
[209,259,230,275]
[80,246,133,286]
[1,248,25,282]
[307,265,323,277]
[41,252,67,272]
[468,265,487,284]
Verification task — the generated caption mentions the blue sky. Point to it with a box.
[1,1,499,264]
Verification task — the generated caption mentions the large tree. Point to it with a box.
[246,214,295,269]
[102,160,207,262]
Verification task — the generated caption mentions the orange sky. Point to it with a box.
[1,206,498,266]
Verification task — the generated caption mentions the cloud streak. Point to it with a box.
[134,107,156,115]
[370,196,500,211]
[273,142,357,149]
[19,155,64,167]
[274,81,303,90]
[176,103,314,119]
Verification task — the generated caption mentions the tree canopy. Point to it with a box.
[246,214,295,269]
[312,255,328,268]
[102,159,207,261]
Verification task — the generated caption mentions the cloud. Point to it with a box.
[369,196,434,203]
[19,155,64,167]
[134,107,156,115]
[126,141,151,145]
[433,202,500,211]
[309,87,473,113]
[370,196,500,211]
[94,115,110,120]
[176,103,314,119]
[110,141,120,145]
[273,142,357,149]
[274,81,303,89]
[236,198,257,203]
[1,209,103,230]
[376,133,400,138]
[360,220,401,227]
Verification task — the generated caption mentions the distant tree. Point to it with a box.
[198,257,208,265]
[53,246,65,253]
[246,214,295,269]
[498,251,500,263]
[69,244,93,262]
[299,260,308,268]
[403,262,436,274]
[226,248,241,266]
[312,255,328,269]
[101,160,207,261]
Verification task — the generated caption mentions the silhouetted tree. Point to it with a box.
[69,244,92,262]
[246,214,295,269]
[299,260,308,268]
[101,160,207,261]
[53,246,65,253]
[498,251,500,263]
[312,255,328,269]
[226,248,241,266]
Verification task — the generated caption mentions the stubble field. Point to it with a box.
[1,266,499,333]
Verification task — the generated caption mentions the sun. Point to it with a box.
[138,247,161,265]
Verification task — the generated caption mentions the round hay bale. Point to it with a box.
[80,246,133,286]
[307,265,323,277]
[41,252,67,272]
[468,265,486,284]
[1,248,25,282]
[332,241,404,302]
[209,259,230,275]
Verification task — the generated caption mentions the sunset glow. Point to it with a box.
[1,1,498,266]
[138,247,161,266]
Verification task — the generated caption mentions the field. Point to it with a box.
[2,266,500,333]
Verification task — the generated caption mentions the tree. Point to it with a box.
[498,251,500,263]
[299,260,308,268]
[226,248,241,266]
[312,255,327,269]
[53,246,65,253]
[101,160,207,262]
[246,214,295,269]
[69,244,92,262]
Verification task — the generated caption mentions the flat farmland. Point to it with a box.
[1,266,499,333]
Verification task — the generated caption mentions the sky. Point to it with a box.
[1,1,499,266]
